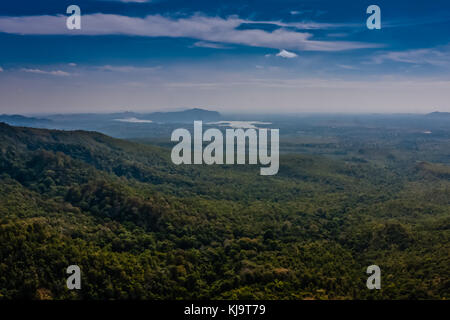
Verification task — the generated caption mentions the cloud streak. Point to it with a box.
[20,68,71,76]
[96,65,161,72]
[0,14,380,52]
[373,45,450,67]
[192,41,231,49]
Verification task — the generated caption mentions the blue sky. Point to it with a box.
[0,0,449,114]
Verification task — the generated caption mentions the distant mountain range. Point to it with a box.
[45,108,222,123]
[0,108,221,127]
[2,110,449,128]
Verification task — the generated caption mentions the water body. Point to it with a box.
[207,121,272,129]
[114,118,153,123]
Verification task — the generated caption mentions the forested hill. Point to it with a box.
[0,122,448,299]
[0,121,168,166]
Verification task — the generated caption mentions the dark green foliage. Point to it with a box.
[0,123,448,300]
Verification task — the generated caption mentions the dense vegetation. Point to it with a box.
[0,122,448,299]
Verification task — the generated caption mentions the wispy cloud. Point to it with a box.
[327,33,348,38]
[96,65,161,72]
[165,77,450,90]
[0,66,3,72]
[382,17,450,29]
[0,14,380,52]
[276,49,298,58]
[337,64,358,70]
[373,45,450,67]
[20,68,71,76]
[192,41,230,49]
[254,19,354,30]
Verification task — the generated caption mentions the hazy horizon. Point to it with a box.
[1,108,447,117]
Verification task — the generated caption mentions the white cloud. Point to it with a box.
[276,49,298,58]
[68,63,77,67]
[0,14,380,52]
[0,66,3,72]
[20,68,71,76]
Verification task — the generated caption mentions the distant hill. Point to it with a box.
[142,108,221,122]
[41,108,222,126]
[0,122,168,172]
[0,109,222,139]
[425,111,450,118]
[0,114,52,127]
